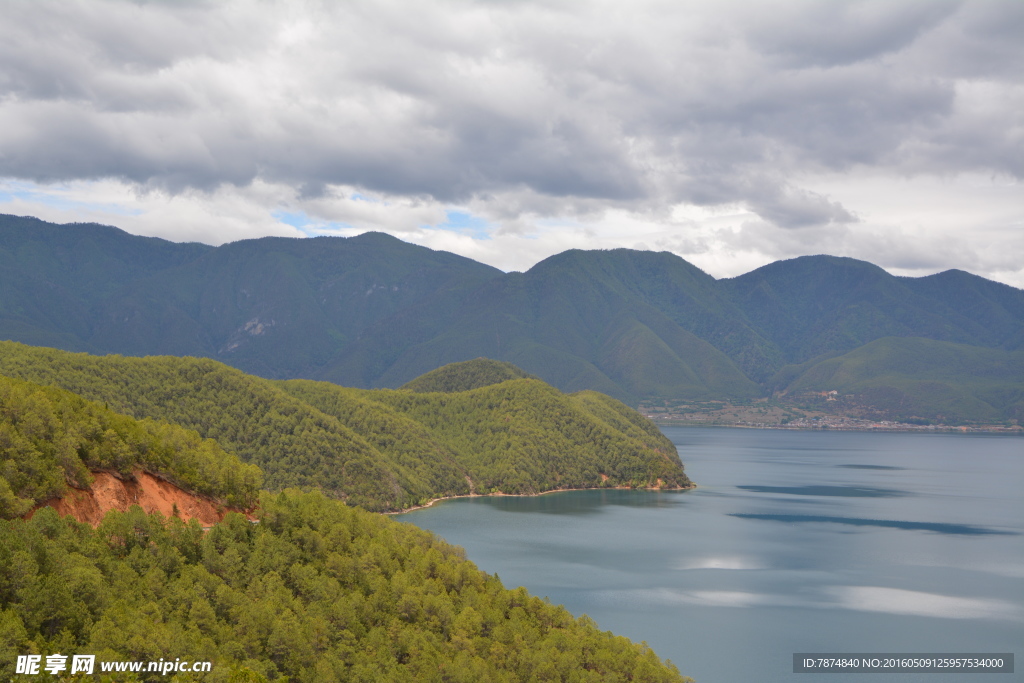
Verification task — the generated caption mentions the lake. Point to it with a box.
[399,427,1023,682]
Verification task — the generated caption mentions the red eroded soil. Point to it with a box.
[29,471,238,527]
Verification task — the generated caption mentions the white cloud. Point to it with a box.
[0,0,1021,286]
[0,179,300,244]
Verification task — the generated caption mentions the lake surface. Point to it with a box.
[400,428,1023,682]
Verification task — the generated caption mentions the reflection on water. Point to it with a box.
[736,484,909,497]
[402,428,1024,683]
[839,464,905,470]
[823,585,1024,621]
[465,487,688,515]
[729,512,1018,535]
[600,585,1024,621]
[674,555,766,570]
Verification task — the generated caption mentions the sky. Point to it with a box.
[1,0,1022,286]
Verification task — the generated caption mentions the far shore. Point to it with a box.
[386,482,696,515]
[651,420,1022,434]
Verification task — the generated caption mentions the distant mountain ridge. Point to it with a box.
[2,214,1022,423]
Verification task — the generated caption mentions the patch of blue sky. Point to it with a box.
[272,209,353,237]
[0,180,142,216]
[273,210,313,229]
[429,209,494,240]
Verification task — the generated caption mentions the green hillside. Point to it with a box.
[778,337,1024,423]
[0,342,690,511]
[0,215,211,353]
[0,374,261,518]
[0,491,691,682]
[0,214,502,379]
[902,269,1024,349]
[0,342,438,510]
[283,378,689,495]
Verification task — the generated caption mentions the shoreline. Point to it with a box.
[386,482,696,515]
[651,421,1022,434]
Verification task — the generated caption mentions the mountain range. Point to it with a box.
[2,213,1022,423]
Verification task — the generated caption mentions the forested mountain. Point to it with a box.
[0,342,690,511]
[334,249,767,400]
[0,214,502,379]
[722,256,1024,363]
[3,214,1022,422]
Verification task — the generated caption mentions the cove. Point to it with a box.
[399,427,1024,683]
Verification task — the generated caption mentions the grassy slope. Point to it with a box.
[780,337,1024,423]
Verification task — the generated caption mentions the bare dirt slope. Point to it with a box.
[29,471,238,527]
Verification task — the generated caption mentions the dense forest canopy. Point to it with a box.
[0,490,692,682]
[282,378,688,496]
[400,358,537,393]
[0,374,260,518]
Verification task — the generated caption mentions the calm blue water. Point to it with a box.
[400,428,1023,682]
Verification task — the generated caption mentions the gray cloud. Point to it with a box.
[746,185,858,228]
[742,0,960,68]
[0,0,1020,240]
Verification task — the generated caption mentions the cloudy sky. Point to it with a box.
[1,0,1022,285]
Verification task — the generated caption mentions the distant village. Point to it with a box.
[734,415,1020,433]
[638,396,1023,433]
